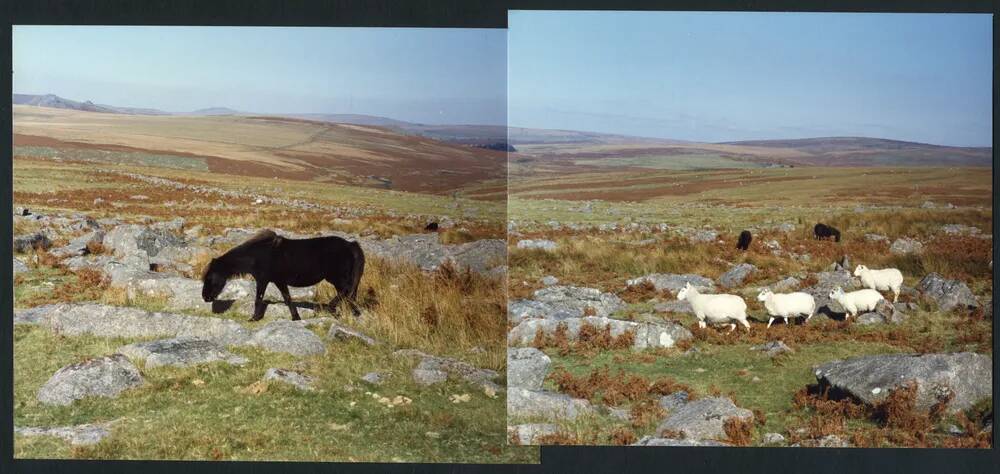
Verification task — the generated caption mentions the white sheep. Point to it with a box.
[677,282,750,332]
[828,286,884,318]
[853,265,903,302]
[757,288,816,328]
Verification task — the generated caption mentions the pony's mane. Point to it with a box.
[225,229,279,255]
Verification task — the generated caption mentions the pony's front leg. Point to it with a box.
[276,283,300,321]
[250,279,269,322]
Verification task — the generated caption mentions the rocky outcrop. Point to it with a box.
[507,348,551,390]
[916,273,980,311]
[248,321,326,357]
[118,337,248,368]
[813,352,992,412]
[37,354,144,406]
[508,316,692,350]
[655,397,754,441]
[626,274,715,294]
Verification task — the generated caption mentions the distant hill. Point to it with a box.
[188,107,244,116]
[13,93,170,115]
[719,136,992,167]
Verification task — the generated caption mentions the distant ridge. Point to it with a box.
[188,107,244,116]
[13,93,170,115]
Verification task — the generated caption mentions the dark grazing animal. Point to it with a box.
[201,229,365,321]
[424,222,439,231]
[814,223,841,242]
[736,230,752,251]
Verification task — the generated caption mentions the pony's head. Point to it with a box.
[201,258,229,302]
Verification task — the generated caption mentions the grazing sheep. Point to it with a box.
[814,223,841,242]
[828,287,884,318]
[677,282,750,332]
[757,288,816,328]
[736,230,752,251]
[853,265,903,302]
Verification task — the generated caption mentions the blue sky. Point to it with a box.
[509,12,992,147]
[13,26,506,125]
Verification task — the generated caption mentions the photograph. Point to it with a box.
[506,11,993,448]
[11,25,537,463]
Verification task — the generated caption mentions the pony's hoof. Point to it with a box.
[248,316,263,322]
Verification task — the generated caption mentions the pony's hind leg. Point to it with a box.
[250,278,269,322]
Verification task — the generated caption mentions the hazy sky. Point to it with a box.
[509,12,992,146]
[13,26,506,125]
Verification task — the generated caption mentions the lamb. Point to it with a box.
[677,282,750,332]
[853,265,903,302]
[828,286,884,318]
[756,288,816,328]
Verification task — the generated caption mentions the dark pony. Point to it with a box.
[813,223,841,242]
[736,230,752,251]
[201,229,365,321]
[424,222,439,231]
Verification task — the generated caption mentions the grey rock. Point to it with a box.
[263,368,315,391]
[632,436,727,447]
[916,273,980,311]
[14,304,61,325]
[769,277,801,292]
[764,239,782,251]
[412,367,449,385]
[516,239,558,251]
[890,238,924,255]
[762,432,785,445]
[508,316,693,350]
[507,299,576,323]
[507,387,594,420]
[626,273,715,294]
[362,234,504,274]
[803,270,857,315]
[659,391,690,411]
[394,349,499,388]
[63,255,114,272]
[687,229,719,243]
[508,424,559,445]
[13,232,52,253]
[117,337,248,368]
[37,354,144,406]
[654,300,693,314]
[13,258,29,275]
[865,233,890,243]
[941,224,981,236]
[540,275,559,286]
[249,321,326,357]
[751,340,794,357]
[718,263,756,289]
[656,397,754,441]
[15,422,115,446]
[326,322,378,346]
[50,231,105,258]
[813,352,992,412]
[361,371,388,385]
[39,303,252,346]
[532,285,626,318]
[507,347,551,390]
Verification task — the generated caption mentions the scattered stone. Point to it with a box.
[508,424,558,445]
[412,366,449,385]
[762,432,786,445]
[626,273,715,294]
[117,337,248,368]
[916,273,980,311]
[13,232,52,253]
[656,397,754,441]
[864,233,889,243]
[631,437,727,447]
[361,372,388,385]
[508,316,693,350]
[769,277,801,292]
[890,238,924,255]
[36,303,252,346]
[13,304,61,325]
[13,258,29,275]
[516,239,558,251]
[764,239,781,251]
[507,348,551,390]
[394,349,499,388]
[813,352,992,412]
[659,391,689,411]
[249,321,326,357]
[263,368,315,391]
[326,322,378,346]
[37,354,144,406]
[540,275,559,286]
[15,422,116,446]
[507,387,594,420]
[50,230,105,258]
[686,229,718,243]
[941,224,981,235]
[531,285,626,318]
[654,300,693,314]
[751,340,794,357]
[718,263,756,288]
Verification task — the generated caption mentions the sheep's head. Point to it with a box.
[853,265,868,276]
[756,288,773,302]
[829,286,845,299]
[677,282,693,301]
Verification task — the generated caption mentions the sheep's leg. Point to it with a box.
[741,319,751,332]
[892,289,899,303]
[727,323,736,333]
[767,317,775,329]
[783,316,789,326]
[697,319,707,329]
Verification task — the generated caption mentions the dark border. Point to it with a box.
[3,1,998,473]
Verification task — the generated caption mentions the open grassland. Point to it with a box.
[13,153,533,462]
[508,163,992,447]
[14,105,506,194]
